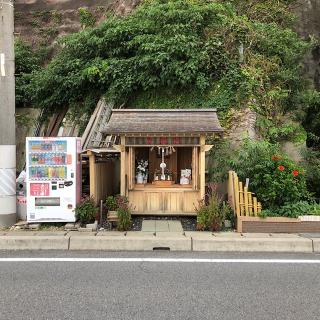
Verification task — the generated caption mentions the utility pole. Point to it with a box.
[0,0,16,227]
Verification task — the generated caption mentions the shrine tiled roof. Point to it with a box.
[102,109,224,135]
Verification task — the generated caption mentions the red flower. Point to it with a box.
[292,170,299,177]
[278,165,285,171]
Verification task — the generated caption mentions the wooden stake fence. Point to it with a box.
[228,171,262,217]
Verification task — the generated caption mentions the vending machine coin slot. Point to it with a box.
[64,181,73,187]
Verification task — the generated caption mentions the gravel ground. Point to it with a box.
[101,215,235,232]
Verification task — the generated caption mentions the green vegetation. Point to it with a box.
[15,39,41,108]
[260,201,320,218]
[196,184,229,231]
[232,140,310,209]
[207,137,234,183]
[116,196,132,231]
[17,0,314,129]
[301,148,320,199]
[78,7,96,28]
[74,197,98,224]
[105,195,118,211]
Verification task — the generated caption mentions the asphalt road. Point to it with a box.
[0,251,319,320]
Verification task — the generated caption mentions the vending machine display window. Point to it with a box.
[26,137,81,222]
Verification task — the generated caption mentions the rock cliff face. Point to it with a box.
[226,108,259,148]
[14,0,140,49]
[294,0,320,90]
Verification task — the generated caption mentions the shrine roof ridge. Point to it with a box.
[110,108,218,112]
[102,108,224,135]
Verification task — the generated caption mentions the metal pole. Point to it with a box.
[0,0,16,227]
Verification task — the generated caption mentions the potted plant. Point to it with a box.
[221,201,234,229]
[106,195,118,214]
[74,197,98,226]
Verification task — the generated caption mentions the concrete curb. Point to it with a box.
[0,231,317,252]
[0,236,70,250]
[69,236,191,251]
[192,237,313,252]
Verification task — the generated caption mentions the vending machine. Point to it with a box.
[26,137,82,222]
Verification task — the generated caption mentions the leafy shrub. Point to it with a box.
[78,7,96,28]
[256,116,307,144]
[15,39,41,108]
[116,196,132,231]
[207,138,235,183]
[260,201,320,218]
[105,195,118,211]
[22,0,313,126]
[196,184,225,231]
[301,148,320,199]
[232,140,311,209]
[75,197,98,224]
[301,90,320,150]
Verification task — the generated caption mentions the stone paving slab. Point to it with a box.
[155,221,169,232]
[168,221,183,232]
[141,220,183,232]
[141,220,156,232]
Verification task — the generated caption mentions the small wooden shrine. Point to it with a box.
[102,109,223,215]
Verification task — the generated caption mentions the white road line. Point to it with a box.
[0,258,319,264]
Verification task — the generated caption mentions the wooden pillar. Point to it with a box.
[88,151,97,204]
[128,147,135,190]
[199,135,206,199]
[192,147,198,190]
[120,136,126,196]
